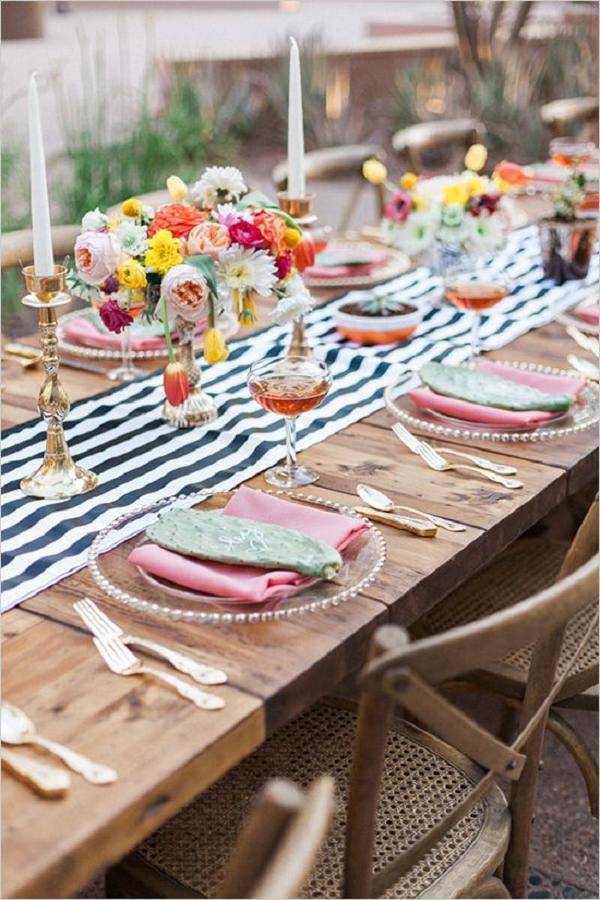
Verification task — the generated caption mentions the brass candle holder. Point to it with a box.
[162,317,217,428]
[20,266,97,500]
[278,191,316,358]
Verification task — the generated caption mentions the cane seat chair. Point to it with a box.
[391,118,486,175]
[540,97,599,139]
[412,497,599,815]
[272,144,387,232]
[107,555,598,899]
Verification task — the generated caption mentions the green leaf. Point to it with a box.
[187,254,218,299]
[236,190,301,231]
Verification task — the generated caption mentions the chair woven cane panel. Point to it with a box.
[414,540,598,680]
[135,703,500,898]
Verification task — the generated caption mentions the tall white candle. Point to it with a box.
[287,36,305,198]
[28,72,54,276]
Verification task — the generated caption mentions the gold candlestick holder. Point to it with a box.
[162,317,217,428]
[20,266,97,500]
[278,191,316,358]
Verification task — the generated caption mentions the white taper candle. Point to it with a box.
[287,36,306,198]
[28,72,54,276]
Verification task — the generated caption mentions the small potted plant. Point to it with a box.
[538,168,597,285]
[333,294,423,345]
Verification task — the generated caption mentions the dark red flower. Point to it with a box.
[163,361,190,406]
[228,220,266,249]
[275,252,293,280]
[468,193,501,217]
[98,299,133,334]
[102,275,119,294]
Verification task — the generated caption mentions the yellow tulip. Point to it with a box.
[464,144,488,173]
[362,158,387,185]
[442,183,469,206]
[400,172,417,190]
[467,176,484,198]
[239,292,257,327]
[284,227,302,249]
[166,175,188,201]
[121,197,143,218]
[203,327,229,364]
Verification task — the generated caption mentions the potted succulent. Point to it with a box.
[538,169,597,285]
[333,294,423,345]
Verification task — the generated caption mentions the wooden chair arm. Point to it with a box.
[272,144,387,190]
[1,224,80,270]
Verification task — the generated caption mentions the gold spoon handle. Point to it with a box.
[354,507,437,537]
[32,735,117,784]
[1,747,71,798]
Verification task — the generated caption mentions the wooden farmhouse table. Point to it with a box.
[2,240,599,898]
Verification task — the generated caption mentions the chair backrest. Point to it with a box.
[559,494,599,579]
[391,117,486,174]
[343,554,599,899]
[540,96,599,138]
[217,775,335,900]
[1,225,81,271]
[272,144,387,232]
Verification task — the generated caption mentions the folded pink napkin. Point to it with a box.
[574,302,600,325]
[307,247,389,280]
[128,486,369,603]
[62,316,207,350]
[408,361,586,427]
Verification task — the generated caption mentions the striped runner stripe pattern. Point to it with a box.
[1,226,597,611]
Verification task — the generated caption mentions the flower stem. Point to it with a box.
[161,292,176,364]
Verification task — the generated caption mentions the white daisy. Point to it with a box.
[217,247,277,296]
[114,221,148,257]
[81,208,108,231]
[189,167,247,209]
[463,212,506,255]
[271,274,313,324]
[385,209,439,257]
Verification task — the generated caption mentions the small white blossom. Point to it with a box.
[463,212,506,255]
[217,246,277,296]
[81,208,108,231]
[271,274,313,323]
[114,221,148,257]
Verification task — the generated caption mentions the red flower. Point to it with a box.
[468,193,501,217]
[148,204,207,239]
[275,252,293,280]
[98,299,133,334]
[293,235,315,272]
[163,361,190,406]
[228,220,266,249]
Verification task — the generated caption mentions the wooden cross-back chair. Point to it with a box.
[391,117,486,175]
[413,495,599,817]
[106,776,335,899]
[106,553,598,900]
[540,96,599,140]
[272,144,387,233]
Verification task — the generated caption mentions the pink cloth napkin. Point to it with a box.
[574,302,600,325]
[307,252,389,280]
[62,316,207,350]
[128,486,370,603]
[408,361,586,427]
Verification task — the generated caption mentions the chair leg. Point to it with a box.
[547,708,599,818]
[469,875,511,898]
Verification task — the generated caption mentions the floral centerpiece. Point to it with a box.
[68,166,314,420]
[362,145,510,269]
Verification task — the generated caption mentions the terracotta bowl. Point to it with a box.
[333,300,423,345]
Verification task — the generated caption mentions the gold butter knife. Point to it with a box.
[354,506,437,537]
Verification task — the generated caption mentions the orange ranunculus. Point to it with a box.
[186,221,231,258]
[253,210,288,256]
[147,204,207,239]
[494,161,531,186]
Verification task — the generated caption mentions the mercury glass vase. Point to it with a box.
[162,317,217,428]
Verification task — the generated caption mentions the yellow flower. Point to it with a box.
[400,172,417,190]
[442,183,469,206]
[108,215,121,232]
[166,175,188,201]
[121,197,143,218]
[492,173,511,193]
[464,144,488,173]
[412,193,429,211]
[467,176,484,198]
[203,327,229,364]
[118,258,147,290]
[145,229,183,275]
[284,227,302,249]
[362,158,387,185]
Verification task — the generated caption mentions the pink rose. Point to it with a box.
[162,263,209,322]
[75,231,122,285]
[228,220,266,249]
[384,190,412,224]
[186,221,231,259]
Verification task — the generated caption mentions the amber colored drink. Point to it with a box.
[249,374,330,416]
[445,281,508,312]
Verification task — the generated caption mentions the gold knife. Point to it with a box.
[354,506,437,537]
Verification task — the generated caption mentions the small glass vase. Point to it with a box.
[538,217,597,285]
[107,325,145,382]
[428,240,470,277]
[162,317,217,428]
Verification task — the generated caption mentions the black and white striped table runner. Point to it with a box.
[2,226,597,612]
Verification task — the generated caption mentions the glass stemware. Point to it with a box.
[248,355,332,488]
[549,137,597,168]
[106,292,146,382]
[444,266,512,359]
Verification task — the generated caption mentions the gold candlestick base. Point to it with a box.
[278,192,317,359]
[20,266,97,500]
[162,318,217,428]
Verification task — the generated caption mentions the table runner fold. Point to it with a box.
[2,226,597,612]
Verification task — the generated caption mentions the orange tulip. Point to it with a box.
[163,361,189,406]
[494,161,531,186]
[294,234,315,272]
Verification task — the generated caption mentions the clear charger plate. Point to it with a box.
[88,488,386,625]
[57,308,170,360]
[549,293,600,337]
[383,359,600,443]
[304,240,410,289]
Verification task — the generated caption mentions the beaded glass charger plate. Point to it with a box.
[304,241,410,289]
[88,488,386,625]
[384,360,600,443]
[549,294,600,336]
[57,308,170,360]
